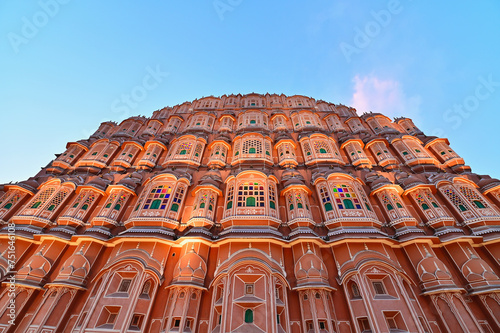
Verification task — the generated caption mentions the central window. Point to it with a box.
[237,182,265,208]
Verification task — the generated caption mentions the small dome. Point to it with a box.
[86,177,108,191]
[368,175,392,191]
[118,177,140,190]
[477,175,500,192]
[18,178,39,192]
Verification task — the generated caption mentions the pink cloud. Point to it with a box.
[351,75,421,121]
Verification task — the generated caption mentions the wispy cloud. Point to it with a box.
[351,74,421,121]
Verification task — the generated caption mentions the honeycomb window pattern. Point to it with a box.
[45,189,71,212]
[313,140,331,154]
[176,142,193,156]
[457,185,489,208]
[242,139,263,155]
[30,188,56,209]
[441,186,469,212]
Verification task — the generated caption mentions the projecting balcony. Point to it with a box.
[350,155,371,168]
[458,208,500,231]
[11,213,55,228]
[125,213,180,229]
[401,153,438,168]
[221,207,281,229]
[377,156,399,169]
[231,153,273,166]
[75,158,108,174]
[57,215,87,228]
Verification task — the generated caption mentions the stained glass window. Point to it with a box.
[458,186,489,209]
[176,142,192,156]
[29,187,56,209]
[237,182,265,208]
[332,184,362,209]
[442,187,469,212]
[144,185,172,210]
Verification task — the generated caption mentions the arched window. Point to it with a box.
[343,199,354,209]
[473,200,485,208]
[244,309,253,323]
[246,197,256,206]
[150,199,161,209]
[351,283,361,298]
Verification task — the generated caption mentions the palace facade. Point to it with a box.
[0,93,500,333]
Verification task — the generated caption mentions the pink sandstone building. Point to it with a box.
[0,93,499,333]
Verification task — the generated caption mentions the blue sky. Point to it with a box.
[1,1,500,184]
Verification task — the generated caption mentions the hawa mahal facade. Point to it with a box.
[0,93,500,333]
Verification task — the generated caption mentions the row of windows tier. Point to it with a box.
[315,177,378,230]
[364,114,402,134]
[207,141,230,169]
[12,180,75,228]
[375,188,419,230]
[184,113,216,132]
[188,187,221,228]
[282,187,314,229]
[50,143,88,173]
[425,138,466,168]
[300,135,345,166]
[291,111,324,131]
[163,136,206,167]
[137,141,167,169]
[126,174,188,229]
[221,172,280,228]
[345,117,369,134]
[231,135,273,166]
[57,188,103,227]
[391,137,439,167]
[236,110,269,131]
[365,140,399,170]
[341,140,372,168]
[438,181,500,230]
[89,188,133,228]
[109,142,143,171]
[324,114,347,132]
[75,141,120,173]
[0,188,29,222]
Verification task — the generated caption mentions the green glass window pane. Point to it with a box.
[246,197,256,207]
